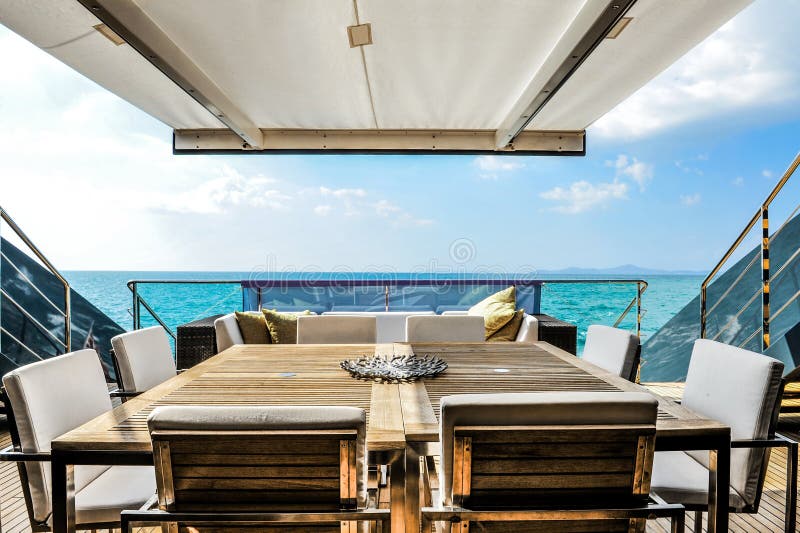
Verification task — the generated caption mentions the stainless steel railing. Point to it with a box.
[127,278,647,338]
[0,207,71,356]
[701,152,800,350]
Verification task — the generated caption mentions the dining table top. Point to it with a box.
[51,341,729,455]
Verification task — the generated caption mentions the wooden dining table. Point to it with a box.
[50,341,730,533]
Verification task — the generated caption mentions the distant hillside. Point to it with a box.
[539,264,705,276]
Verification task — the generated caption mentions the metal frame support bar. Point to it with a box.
[78,0,264,149]
[762,206,770,349]
[494,0,637,149]
[173,128,585,155]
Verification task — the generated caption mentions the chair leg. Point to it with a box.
[671,511,686,533]
[692,511,703,533]
[786,440,798,533]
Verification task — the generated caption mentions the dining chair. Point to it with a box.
[582,324,641,382]
[0,349,156,531]
[111,326,176,398]
[297,315,377,344]
[422,391,685,532]
[120,405,390,532]
[650,338,797,533]
[405,315,485,342]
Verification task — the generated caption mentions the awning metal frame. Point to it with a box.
[172,129,585,156]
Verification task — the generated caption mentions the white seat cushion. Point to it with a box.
[514,313,538,342]
[651,451,746,509]
[74,465,156,525]
[111,326,176,392]
[296,315,377,344]
[214,313,244,353]
[405,315,485,342]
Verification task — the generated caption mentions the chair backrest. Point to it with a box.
[440,391,658,529]
[147,405,367,513]
[323,311,435,342]
[214,313,244,353]
[2,350,113,525]
[111,326,176,392]
[683,339,784,506]
[296,315,377,344]
[405,315,485,342]
[582,325,640,381]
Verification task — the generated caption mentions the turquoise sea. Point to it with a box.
[63,271,703,354]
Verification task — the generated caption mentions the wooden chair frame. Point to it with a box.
[122,428,390,532]
[422,424,686,533]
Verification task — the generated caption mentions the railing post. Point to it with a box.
[131,282,139,330]
[762,205,771,350]
[700,285,707,339]
[63,285,71,351]
[636,282,642,338]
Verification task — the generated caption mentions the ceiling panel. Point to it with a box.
[137,0,376,130]
[359,0,586,130]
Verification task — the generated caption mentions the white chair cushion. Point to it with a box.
[681,339,783,505]
[323,311,434,343]
[651,451,746,509]
[73,465,156,525]
[405,315,485,342]
[582,325,638,378]
[2,350,114,523]
[111,326,176,392]
[514,313,539,342]
[438,391,658,506]
[444,311,539,342]
[214,313,244,353]
[296,315,377,344]
[148,405,367,506]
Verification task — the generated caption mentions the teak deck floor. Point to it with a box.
[0,383,797,532]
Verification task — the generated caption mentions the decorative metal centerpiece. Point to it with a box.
[340,354,447,383]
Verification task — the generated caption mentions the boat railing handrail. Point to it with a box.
[126,278,648,340]
[700,152,800,349]
[0,206,71,352]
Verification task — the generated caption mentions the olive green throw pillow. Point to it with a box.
[262,309,311,344]
[488,309,524,342]
[468,285,517,339]
[234,311,271,344]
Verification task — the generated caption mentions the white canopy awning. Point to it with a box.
[0,0,751,154]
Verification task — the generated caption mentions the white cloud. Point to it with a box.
[149,167,288,214]
[313,205,332,216]
[374,200,434,227]
[607,154,654,191]
[591,5,800,139]
[539,180,628,214]
[474,155,525,180]
[762,169,774,178]
[732,176,745,187]
[680,193,702,206]
[319,187,367,198]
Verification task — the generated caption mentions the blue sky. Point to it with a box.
[1,0,799,273]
